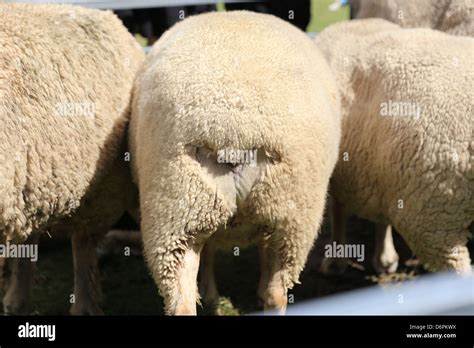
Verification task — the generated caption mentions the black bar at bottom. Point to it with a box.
[0,315,472,346]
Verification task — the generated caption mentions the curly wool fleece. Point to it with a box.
[315,19,473,273]
[0,4,144,242]
[130,11,341,313]
[353,0,474,36]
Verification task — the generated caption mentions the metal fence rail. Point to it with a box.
[254,272,474,315]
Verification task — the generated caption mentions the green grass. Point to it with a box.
[216,1,225,12]
[307,0,350,32]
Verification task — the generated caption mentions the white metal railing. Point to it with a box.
[253,272,474,315]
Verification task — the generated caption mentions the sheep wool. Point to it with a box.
[0,4,144,314]
[315,19,474,273]
[130,11,341,314]
[0,4,144,241]
[354,0,474,36]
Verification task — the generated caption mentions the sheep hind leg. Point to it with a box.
[372,224,399,274]
[321,197,349,275]
[70,230,103,315]
[258,238,287,315]
[2,234,39,315]
[69,155,135,315]
[198,241,219,307]
[172,242,203,315]
[257,240,271,308]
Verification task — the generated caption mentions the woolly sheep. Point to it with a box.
[321,19,401,276]
[0,4,144,314]
[353,0,474,36]
[324,3,473,275]
[130,11,341,315]
[315,19,473,274]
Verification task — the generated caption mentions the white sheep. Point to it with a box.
[353,0,474,36]
[324,4,473,274]
[130,11,341,315]
[0,4,144,314]
[321,19,402,275]
[315,19,473,274]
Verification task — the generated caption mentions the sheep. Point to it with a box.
[324,4,473,275]
[353,0,474,36]
[315,19,473,274]
[320,19,402,276]
[129,11,341,315]
[0,4,145,314]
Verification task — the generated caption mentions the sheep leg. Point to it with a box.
[321,197,349,274]
[70,231,103,315]
[2,234,39,315]
[372,224,399,274]
[257,240,271,307]
[3,258,34,315]
[198,241,219,306]
[0,257,5,290]
[67,154,136,315]
[172,243,203,315]
[138,154,234,315]
[258,239,288,315]
[0,233,7,291]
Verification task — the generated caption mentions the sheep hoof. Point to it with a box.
[372,254,399,274]
[263,296,287,315]
[321,257,348,275]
